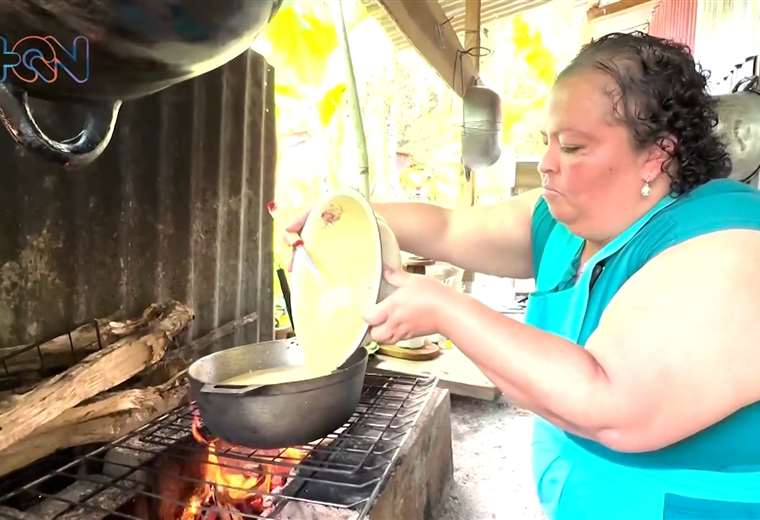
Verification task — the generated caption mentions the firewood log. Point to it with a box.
[0,375,189,477]
[0,301,193,453]
[0,303,165,376]
[137,309,258,386]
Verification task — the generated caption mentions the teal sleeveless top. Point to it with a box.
[527,179,760,519]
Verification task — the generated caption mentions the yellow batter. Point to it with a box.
[291,193,381,375]
[220,365,329,386]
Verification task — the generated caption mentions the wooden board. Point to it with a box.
[378,342,440,361]
[369,345,499,401]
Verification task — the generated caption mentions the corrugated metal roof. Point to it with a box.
[649,0,697,51]
[0,50,276,348]
[363,0,552,48]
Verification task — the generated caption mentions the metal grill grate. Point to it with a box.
[0,372,437,519]
[0,319,105,391]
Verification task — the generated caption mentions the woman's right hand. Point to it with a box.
[268,201,310,234]
[268,201,311,271]
[285,208,310,236]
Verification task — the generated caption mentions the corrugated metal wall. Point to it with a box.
[0,49,276,348]
[649,0,696,51]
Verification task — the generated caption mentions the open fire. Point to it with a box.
[168,414,307,519]
[0,374,438,520]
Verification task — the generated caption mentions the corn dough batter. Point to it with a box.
[220,364,329,386]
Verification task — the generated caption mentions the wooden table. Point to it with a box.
[369,344,499,401]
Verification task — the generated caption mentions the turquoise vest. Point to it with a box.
[526,179,760,519]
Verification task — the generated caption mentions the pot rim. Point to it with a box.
[188,342,368,397]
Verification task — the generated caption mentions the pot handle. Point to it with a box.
[200,383,264,394]
[0,82,122,167]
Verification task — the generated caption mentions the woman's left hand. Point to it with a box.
[363,267,453,344]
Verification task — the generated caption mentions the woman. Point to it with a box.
[289,32,760,518]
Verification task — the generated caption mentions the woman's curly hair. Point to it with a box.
[558,31,731,195]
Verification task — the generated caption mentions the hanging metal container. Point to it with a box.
[462,84,502,171]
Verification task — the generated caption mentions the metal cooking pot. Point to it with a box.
[0,0,281,165]
[188,339,368,449]
[714,77,760,183]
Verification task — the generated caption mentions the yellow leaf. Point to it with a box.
[275,84,303,99]
[264,4,338,87]
[317,83,347,127]
[511,15,556,86]
[525,47,556,84]
[512,16,532,51]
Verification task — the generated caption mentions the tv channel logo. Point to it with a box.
[0,35,90,84]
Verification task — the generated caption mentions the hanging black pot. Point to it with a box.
[0,0,282,166]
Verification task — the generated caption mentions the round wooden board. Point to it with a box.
[378,342,441,361]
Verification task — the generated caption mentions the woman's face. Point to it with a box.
[538,69,662,241]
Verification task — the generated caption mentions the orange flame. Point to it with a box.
[180,493,206,520]
[180,414,307,518]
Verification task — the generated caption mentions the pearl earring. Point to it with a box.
[641,179,651,198]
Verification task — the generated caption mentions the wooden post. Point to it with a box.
[377,0,477,97]
[587,0,652,20]
[463,0,482,207]
[336,0,371,199]
[464,0,482,71]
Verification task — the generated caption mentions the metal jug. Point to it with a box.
[462,84,502,170]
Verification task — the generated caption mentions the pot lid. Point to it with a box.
[290,190,383,374]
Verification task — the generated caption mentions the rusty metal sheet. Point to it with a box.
[0,49,275,347]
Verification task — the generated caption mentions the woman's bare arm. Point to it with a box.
[396,229,760,452]
[374,188,543,278]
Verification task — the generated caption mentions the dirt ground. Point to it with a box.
[439,395,546,520]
